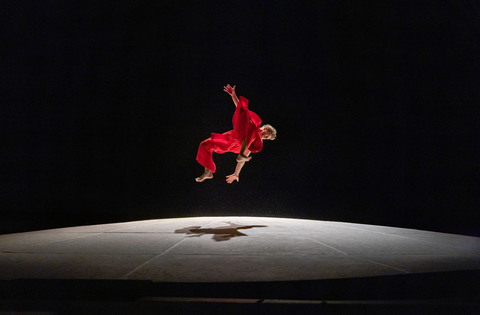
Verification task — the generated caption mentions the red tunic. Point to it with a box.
[196,96,263,173]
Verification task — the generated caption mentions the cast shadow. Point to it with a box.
[175,221,267,241]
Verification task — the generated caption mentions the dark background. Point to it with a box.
[2,0,479,236]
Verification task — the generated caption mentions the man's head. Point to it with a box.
[260,124,277,140]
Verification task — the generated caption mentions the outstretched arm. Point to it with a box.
[226,150,251,184]
[223,84,239,107]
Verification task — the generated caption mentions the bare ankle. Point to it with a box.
[195,169,213,182]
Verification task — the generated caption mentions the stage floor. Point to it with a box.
[1,216,479,282]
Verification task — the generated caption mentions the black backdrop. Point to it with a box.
[2,0,479,236]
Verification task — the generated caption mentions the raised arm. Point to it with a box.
[223,84,239,107]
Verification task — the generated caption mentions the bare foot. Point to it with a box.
[195,169,213,182]
[236,154,252,163]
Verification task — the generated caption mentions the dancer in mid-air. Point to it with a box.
[195,84,276,183]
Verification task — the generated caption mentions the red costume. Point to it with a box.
[196,96,263,173]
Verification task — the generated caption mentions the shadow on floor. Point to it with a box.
[175,221,268,241]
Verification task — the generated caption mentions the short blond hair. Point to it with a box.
[262,124,277,140]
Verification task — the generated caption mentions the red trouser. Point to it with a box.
[196,131,241,173]
[196,137,217,173]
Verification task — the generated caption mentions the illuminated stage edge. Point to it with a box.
[1,216,479,282]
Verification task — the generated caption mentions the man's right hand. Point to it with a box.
[223,84,236,96]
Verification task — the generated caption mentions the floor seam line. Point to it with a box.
[120,238,188,279]
[306,237,348,255]
[323,224,480,252]
[351,256,410,273]
[119,218,237,279]
[23,233,104,247]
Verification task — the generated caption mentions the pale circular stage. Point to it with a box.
[1,216,479,282]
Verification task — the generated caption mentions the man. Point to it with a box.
[195,84,276,183]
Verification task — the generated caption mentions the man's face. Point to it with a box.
[261,128,272,140]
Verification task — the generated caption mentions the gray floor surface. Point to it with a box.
[1,216,479,282]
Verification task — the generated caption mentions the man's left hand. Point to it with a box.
[226,174,239,184]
